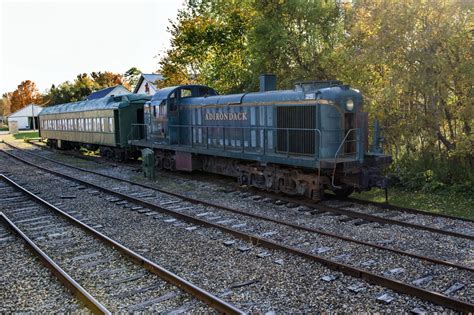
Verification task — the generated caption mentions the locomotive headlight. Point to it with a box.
[346,99,354,111]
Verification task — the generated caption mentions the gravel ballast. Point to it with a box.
[1,144,471,312]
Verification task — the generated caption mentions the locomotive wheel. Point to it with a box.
[332,186,354,198]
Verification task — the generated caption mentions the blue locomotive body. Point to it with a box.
[130,76,391,200]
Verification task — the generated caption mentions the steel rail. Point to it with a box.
[14,140,474,234]
[250,189,474,241]
[0,212,111,315]
[0,174,244,315]
[327,194,474,223]
[13,140,474,224]
[1,151,473,312]
[2,142,473,272]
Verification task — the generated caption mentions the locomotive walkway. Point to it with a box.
[1,142,473,312]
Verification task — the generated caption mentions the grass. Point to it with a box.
[0,127,8,131]
[354,187,474,220]
[13,131,39,140]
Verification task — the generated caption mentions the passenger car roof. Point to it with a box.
[39,94,151,115]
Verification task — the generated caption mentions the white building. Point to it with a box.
[133,73,164,95]
[86,85,130,100]
[7,104,43,130]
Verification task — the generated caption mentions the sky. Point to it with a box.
[0,0,184,95]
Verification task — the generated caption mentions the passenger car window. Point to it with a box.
[108,117,114,132]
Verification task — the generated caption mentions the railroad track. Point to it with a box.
[20,140,474,226]
[25,139,141,170]
[3,141,473,242]
[0,174,243,314]
[328,194,474,223]
[1,144,473,312]
[0,214,87,312]
[244,188,474,241]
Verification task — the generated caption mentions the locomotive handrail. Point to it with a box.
[169,124,320,131]
[167,124,323,158]
[331,128,359,189]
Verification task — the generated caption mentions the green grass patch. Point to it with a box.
[355,187,474,220]
[0,127,8,131]
[13,131,39,139]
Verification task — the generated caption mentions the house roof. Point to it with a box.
[86,85,129,100]
[8,104,43,117]
[133,73,164,93]
[39,94,151,116]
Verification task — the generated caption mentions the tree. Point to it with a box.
[248,0,343,87]
[158,0,344,93]
[9,80,43,113]
[44,71,126,106]
[335,0,473,184]
[45,74,96,106]
[0,93,12,120]
[158,1,254,93]
[91,71,123,88]
[124,67,142,90]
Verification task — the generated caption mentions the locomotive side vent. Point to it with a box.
[277,106,316,155]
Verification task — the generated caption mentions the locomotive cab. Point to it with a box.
[144,85,218,143]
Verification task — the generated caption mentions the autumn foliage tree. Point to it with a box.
[9,80,43,113]
[159,0,473,190]
[335,0,473,188]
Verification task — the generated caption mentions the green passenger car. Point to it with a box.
[39,94,150,159]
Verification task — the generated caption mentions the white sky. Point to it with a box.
[0,0,184,94]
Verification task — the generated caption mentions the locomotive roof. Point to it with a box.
[40,94,151,115]
[177,86,361,107]
[149,83,361,107]
[151,84,218,103]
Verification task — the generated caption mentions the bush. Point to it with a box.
[388,154,474,195]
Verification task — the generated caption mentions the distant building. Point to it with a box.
[7,104,43,130]
[86,85,130,100]
[133,73,164,95]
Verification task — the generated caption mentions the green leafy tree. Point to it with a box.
[45,72,126,106]
[158,0,253,93]
[158,0,343,93]
[124,67,142,90]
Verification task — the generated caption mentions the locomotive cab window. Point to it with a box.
[168,92,177,112]
[158,100,167,117]
[180,88,192,98]
[344,113,356,155]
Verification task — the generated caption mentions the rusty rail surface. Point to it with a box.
[9,140,474,236]
[250,188,474,241]
[0,174,244,315]
[0,212,111,315]
[327,194,474,223]
[3,142,473,272]
[1,150,473,312]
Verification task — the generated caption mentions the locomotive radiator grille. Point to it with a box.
[277,105,316,155]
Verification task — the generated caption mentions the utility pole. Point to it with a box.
[31,104,36,131]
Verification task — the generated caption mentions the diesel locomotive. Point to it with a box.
[129,74,391,200]
[39,74,391,200]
